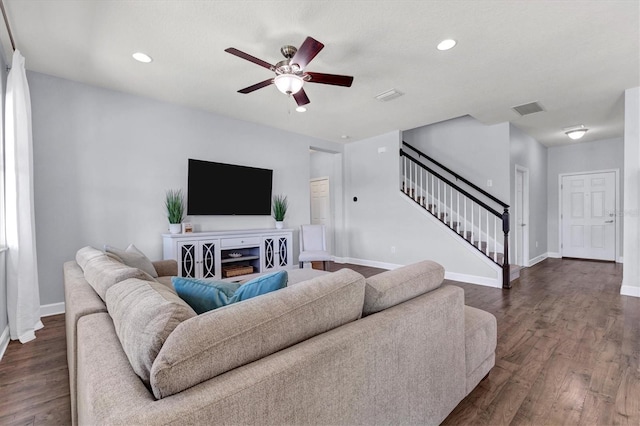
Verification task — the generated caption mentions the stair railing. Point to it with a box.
[400,142,511,289]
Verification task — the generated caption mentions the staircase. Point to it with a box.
[400,142,516,288]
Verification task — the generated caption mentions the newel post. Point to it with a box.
[502,209,511,289]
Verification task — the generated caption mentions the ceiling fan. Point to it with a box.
[225,36,354,107]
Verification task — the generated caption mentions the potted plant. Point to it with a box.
[272,194,288,229]
[165,189,185,234]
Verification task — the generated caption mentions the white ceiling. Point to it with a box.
[2,0,638,147]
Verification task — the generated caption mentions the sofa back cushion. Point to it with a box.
[83,254,155,301]
[149,268,366,399]
[363,260,445,316]
[76,246,156,301]
[106,278,197,388]
[76,246,105,270]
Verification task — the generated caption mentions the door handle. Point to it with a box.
[520,224,527,227]
[605,220,614,223]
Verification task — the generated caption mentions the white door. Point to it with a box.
[515,167,529,266]
[310,178,331,252]
[561,172,616,261]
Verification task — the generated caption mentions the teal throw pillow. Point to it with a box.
[231,271,288,303]
[172,277,241,314]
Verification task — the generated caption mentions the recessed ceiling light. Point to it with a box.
[296,106,307,112]
[341,135,350,139]
[437,39,457,51]
[132,52,152,63]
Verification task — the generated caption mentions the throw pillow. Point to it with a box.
[105,244,158,278]
[230,270,288,303]
[172,277,241,314]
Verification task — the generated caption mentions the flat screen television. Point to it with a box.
[187,159,273,215]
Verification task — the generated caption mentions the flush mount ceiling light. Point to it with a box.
[295,106,307,112]
[132,52,152,63]
[437,39,457,51]
[274,74,304,95]
[564,125,588,140]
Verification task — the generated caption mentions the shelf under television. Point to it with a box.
[220,255,260,264]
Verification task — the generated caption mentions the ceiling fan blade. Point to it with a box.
[293,88,310,106]
[225,48,274,70]
[291,37,324,69]
[306,72,354,87]
[238,79,274,94]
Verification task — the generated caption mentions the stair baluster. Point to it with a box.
[399,142,512,289]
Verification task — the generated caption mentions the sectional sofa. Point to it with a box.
[64,246,497,425]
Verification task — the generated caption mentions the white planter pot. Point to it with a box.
[169,223,182,234]
[275,221,284,229]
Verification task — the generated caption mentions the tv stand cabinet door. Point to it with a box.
[177,241,197,278]
[261,233,292,272]
[176,239,219,279]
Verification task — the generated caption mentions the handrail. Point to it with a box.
[400,150,502,218]
[402,141,509,209]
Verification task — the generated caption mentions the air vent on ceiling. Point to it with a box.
[375,89,404,102]
[512,101,545,116]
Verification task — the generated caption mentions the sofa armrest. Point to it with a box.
[152,259,178,277]
[63,261,108,426]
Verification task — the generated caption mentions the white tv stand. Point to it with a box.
[162,228,293,280]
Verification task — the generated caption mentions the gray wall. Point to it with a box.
[0,48,8,338]
[29,71,340,306]
[344,131,497,280]
[622,87,639,295]
[402,115,511,203]
[509,124,548,262]
[546,137,624,256]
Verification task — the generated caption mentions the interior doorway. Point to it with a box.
[560,171,617,261]
[514,166,530,267]
[309,149,342,258]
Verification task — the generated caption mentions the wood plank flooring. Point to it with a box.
[0,259,637,425]
[443,258,639,425]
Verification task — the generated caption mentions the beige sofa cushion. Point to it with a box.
[363,260,445,316]
[75,246,105,270]
[82,254,155,301]
[150,268,366,399]
[105,244,159,278]
[106,278,197,387]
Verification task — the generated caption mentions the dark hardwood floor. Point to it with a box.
[443,258,639,425]
[0,259,637,425]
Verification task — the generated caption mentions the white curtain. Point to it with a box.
[5,49,42,343]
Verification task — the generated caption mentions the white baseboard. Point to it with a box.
[333,257,404,271]
[335,257,501,288]
[529,253,548,267]
[620,285,640,298]
[445,271,501,288]
[0,325,9,362]
[41,302,65,317]
[547,252,561,258]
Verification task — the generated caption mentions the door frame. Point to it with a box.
[514,165,530,267]
[310,176,333,255]
[558,169,620,262]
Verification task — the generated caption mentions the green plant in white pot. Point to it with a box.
[272,194,288,229]
[165,189,185,234]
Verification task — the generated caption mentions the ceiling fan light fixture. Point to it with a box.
[274,74,304,95]
[564,125,588,140]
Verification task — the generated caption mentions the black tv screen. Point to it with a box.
[187,159,273,215]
